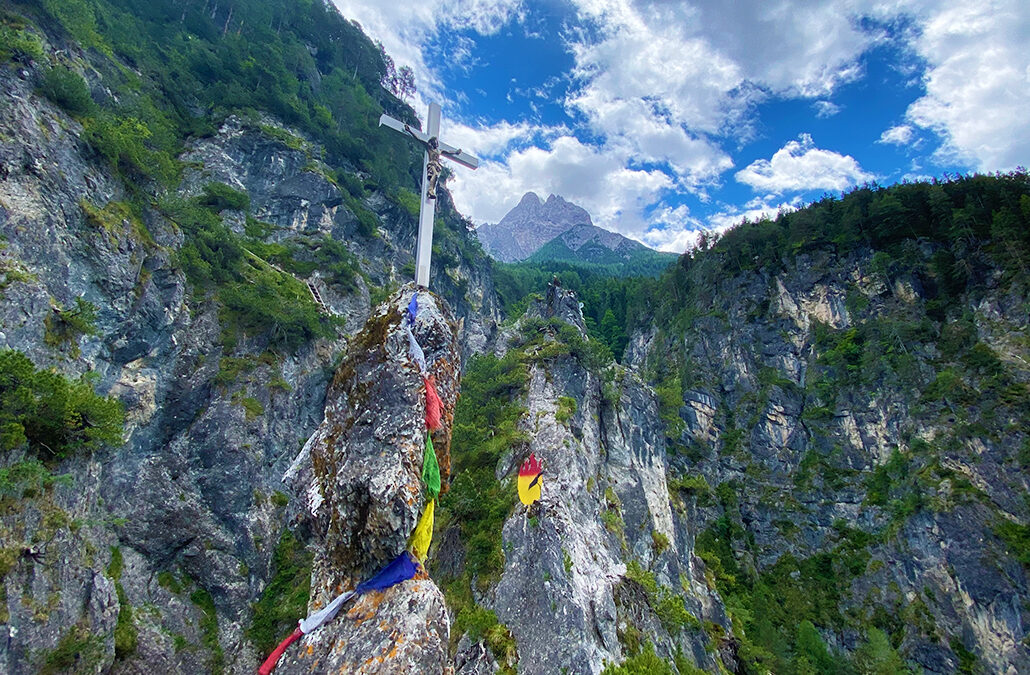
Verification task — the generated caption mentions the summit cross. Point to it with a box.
[379,102,479,288]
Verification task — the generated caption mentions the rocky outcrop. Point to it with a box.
[452,287,728,674]
[276,285,460,673]
[633,247,1030,674]
[0,42,491,674]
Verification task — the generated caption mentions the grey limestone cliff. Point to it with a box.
[446,286,730,674]
[632,246,1030,674]
[0,40,494,674]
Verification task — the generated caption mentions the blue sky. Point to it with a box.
[332,0,1030,251]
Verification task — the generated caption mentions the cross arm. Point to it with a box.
[378,113,480,170]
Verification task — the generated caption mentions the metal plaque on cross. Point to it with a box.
[379,103,479,288]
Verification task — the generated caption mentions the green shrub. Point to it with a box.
[107,547,138,659]
[39,67,94,116]
[556,396,577,424]
[79,200,154,247]
[0,460,71,499]
[394,188,421,218]
[199,182,250,212]
[0,349,123,458]
[345,195,379,237]
[651,530,670,555]
[625,560,699,633]
[0,23,44,62]
[442,352,528,590]
[43,296,99,355]
[853,627,910,674]
[83,113,177,184]
[39,624,105,675]
[994,520,1030,567]
[602,643,676,675]
[669,474,711,496]
[601,508,624,534]
[219,271,328,353]
[453,605,518,673]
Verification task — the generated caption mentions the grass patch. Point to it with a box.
[624,560,700,634]
[190,586,224,674]
[38,624,105,675]
[107,547,138,659]
[556,396,577,424]
[247,530,312,656]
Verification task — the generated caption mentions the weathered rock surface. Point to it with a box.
[277,285,460,673]
[455,287,727,674]
[0,41,492,674]
[633,247,1030,674]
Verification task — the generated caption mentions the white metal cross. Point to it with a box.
[379,103,479,288]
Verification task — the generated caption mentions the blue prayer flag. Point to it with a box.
[355,552,418,593]
[407,294,418,325]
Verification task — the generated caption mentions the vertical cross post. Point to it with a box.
[414,103,441,288]
[379,103,479,289]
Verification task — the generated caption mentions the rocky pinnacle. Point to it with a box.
[278,284,461,673]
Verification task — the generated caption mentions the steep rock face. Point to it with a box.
[0,49,495,674]
[179,115,502,358]
[634,247,1030,673]
[276,286,460,673]
[452,287,730,674]
[476,193,592,262]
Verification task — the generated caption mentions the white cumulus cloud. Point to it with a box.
[330,0,524,104]
[878,124,915,146]
[451,135,672,232]
[735,134,874,195]
[901,0,1030,171]
[813,100,842,118]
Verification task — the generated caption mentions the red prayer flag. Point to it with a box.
[257,627,302,675]
[424,376,442,430]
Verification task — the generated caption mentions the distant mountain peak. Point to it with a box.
[476,192,594,262]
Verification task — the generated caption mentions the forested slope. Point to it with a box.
[456,173,1030,674]
[626,174,1030,672]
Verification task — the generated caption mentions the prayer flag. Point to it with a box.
[356,551,419,594]
[406,325,427,374]
[424,376,442,430]
[406,294,418,325]
[422,435,441,500]
[518,452,543,506]
[409,500,435,563]
[257,553,419,674]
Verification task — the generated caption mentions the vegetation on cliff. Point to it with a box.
[489,172,1030,673]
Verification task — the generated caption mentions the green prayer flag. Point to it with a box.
[422,435,440,500]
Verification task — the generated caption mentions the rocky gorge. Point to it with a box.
[1,2,1029,675]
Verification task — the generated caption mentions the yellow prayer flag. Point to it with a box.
[409,499,435,563]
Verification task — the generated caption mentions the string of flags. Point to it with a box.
[257,293,447,674]
[257,552,420,675]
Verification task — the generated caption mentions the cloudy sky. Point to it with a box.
[331,0,1030,252]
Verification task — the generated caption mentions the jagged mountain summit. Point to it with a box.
[475,192,594,262]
